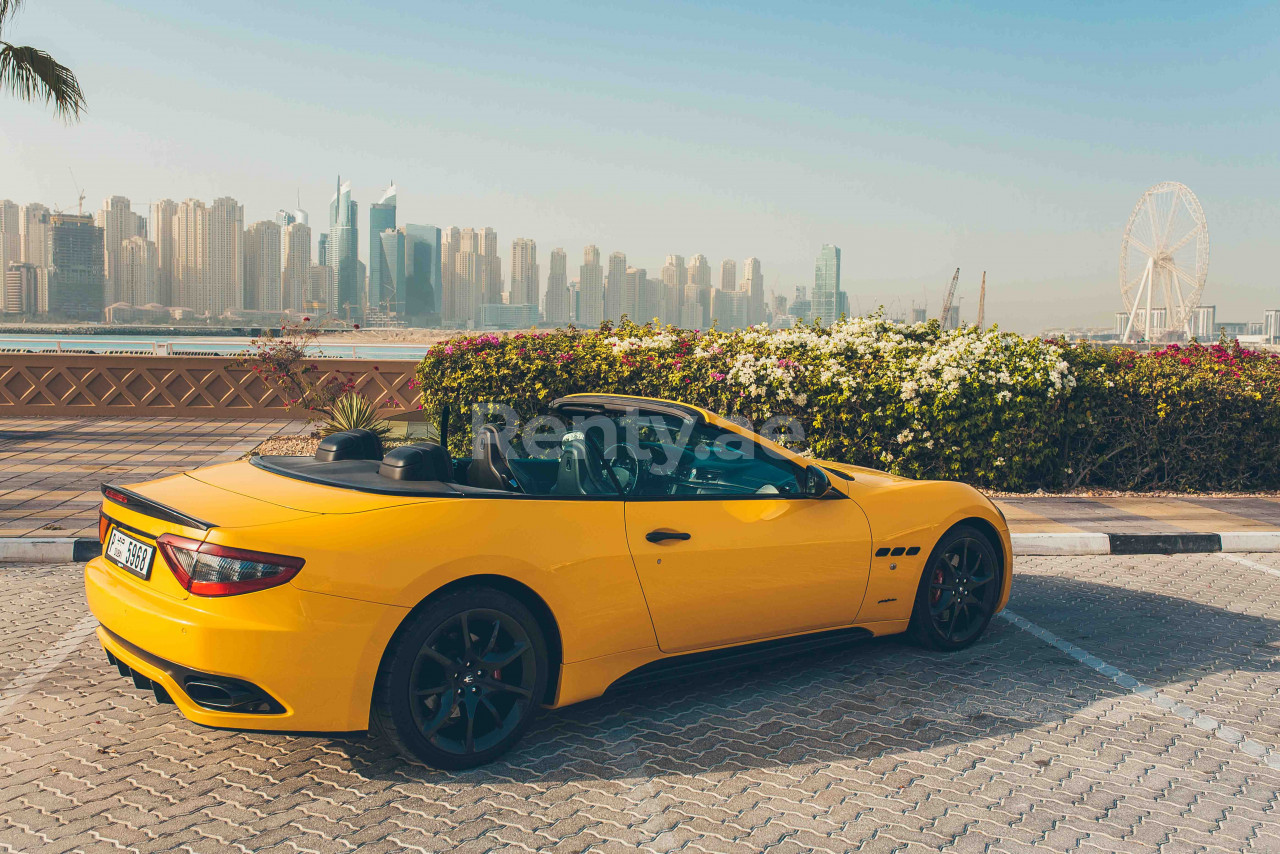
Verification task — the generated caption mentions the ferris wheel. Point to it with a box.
[1119,182,1210,343]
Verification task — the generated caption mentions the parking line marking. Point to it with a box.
[0,615,98,721]
[998,609,1280,771]
[1214,552,1280,580]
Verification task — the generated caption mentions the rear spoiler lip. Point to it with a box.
[100,483,215,531]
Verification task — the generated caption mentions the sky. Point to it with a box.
[2,0,1277,333]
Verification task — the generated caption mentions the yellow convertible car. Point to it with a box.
[88,393,1011,768]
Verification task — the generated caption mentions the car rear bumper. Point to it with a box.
[86,556,408,732]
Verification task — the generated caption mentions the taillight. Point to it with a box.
[99,512,110,544]
[156,535,304,597]
[103,487,130,505]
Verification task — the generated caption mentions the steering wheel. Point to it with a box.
[603,443,641,494]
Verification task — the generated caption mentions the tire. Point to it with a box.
[908,525,1002,651]
[371,587,548,769]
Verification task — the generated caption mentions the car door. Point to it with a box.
[619,416,873,653]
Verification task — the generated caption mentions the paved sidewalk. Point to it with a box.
[997,495,1280,534]
[0,416,1277,539]
[0,417,303,538]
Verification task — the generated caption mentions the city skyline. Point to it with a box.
[1,178,802,329]
[4,178,1277,338]
[2,2,1276,333]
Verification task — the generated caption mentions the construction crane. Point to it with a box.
[938,267,960,327]
[68,168,85,215]
[976,271,987,330]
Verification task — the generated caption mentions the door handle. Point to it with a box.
[645,530,691,543]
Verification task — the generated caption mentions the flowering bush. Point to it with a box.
[413,319,1280,491]
[1059,340,1280,490]
[238,323,356,415]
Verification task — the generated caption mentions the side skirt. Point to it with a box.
[605,626,875,693]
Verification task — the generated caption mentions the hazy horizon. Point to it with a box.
[2,0,1277,333]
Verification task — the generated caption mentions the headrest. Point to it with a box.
[378,443,452,481]
[315,429,384,462]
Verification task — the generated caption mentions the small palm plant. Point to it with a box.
[1,0,86,121]
[320,392,391,438]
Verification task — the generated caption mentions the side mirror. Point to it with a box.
[803,464,841,499]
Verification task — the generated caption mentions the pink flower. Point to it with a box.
[444,345,454,354]
[710,372,727,381]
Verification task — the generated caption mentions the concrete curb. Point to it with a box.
[0,538,101,564]
[1013,531,1280,556]
[3,532,1279,565]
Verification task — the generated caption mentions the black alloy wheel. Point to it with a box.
[373,588,547,769]
[909,525,1001,651]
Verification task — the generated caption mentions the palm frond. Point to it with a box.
[0,0,24,29]
[0,41,85,120]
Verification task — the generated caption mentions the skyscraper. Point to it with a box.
[307,264,333,312]
[47,213,104,320]
[719,258,737,292]
[95,196,146,306]
[18,203,50,309]
[812,244,841,324]
[282,221,312,313]
[118,235,159,307]
[579,245,604,327]
[368,183,397,313]
[510,238,539,311]
[274,209,296,231]
[742,257,763,325]
[686,254,712,327]
[317,232,328,267]
[150,199,178,305]
[623,266,646,321]
[544,247,569,325]
[208,197,245,314]
[0,201,22,294]
[402,224,441,320]
[328,177,360,321]
[479,227,501,307]
[712,288,749,329]
[173,199,208,310]
[660,255,685,326]
[605,251,627,322]
[244,220,282,311]
[3,263,40,315]
[379,228,406,316]
[441,226,462,324]
[20,203,49,269]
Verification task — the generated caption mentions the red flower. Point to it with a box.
[354,323,361,330]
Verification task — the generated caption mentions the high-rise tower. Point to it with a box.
[510,237,539,311]
[605,251,627,322]
[208,197,244,314]
[328,177,360,321]
[544,247,569,325]
[244,220,282,311]
[813,244,841,325]
[579,245,604,327]
[368,183,397,314]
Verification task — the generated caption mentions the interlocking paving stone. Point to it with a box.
[0,417,303,538]
[2,554,1280,851]
[0,555,1274,850]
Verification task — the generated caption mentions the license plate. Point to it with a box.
[106,528,155,580]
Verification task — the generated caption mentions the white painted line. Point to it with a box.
[0,615,98,721]
[998,609,1279,771]
[1011,533,1110,556]
[1218,532,1280,554]
[1215,552,1280,580]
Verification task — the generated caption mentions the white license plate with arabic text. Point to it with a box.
[106,528,155,580]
